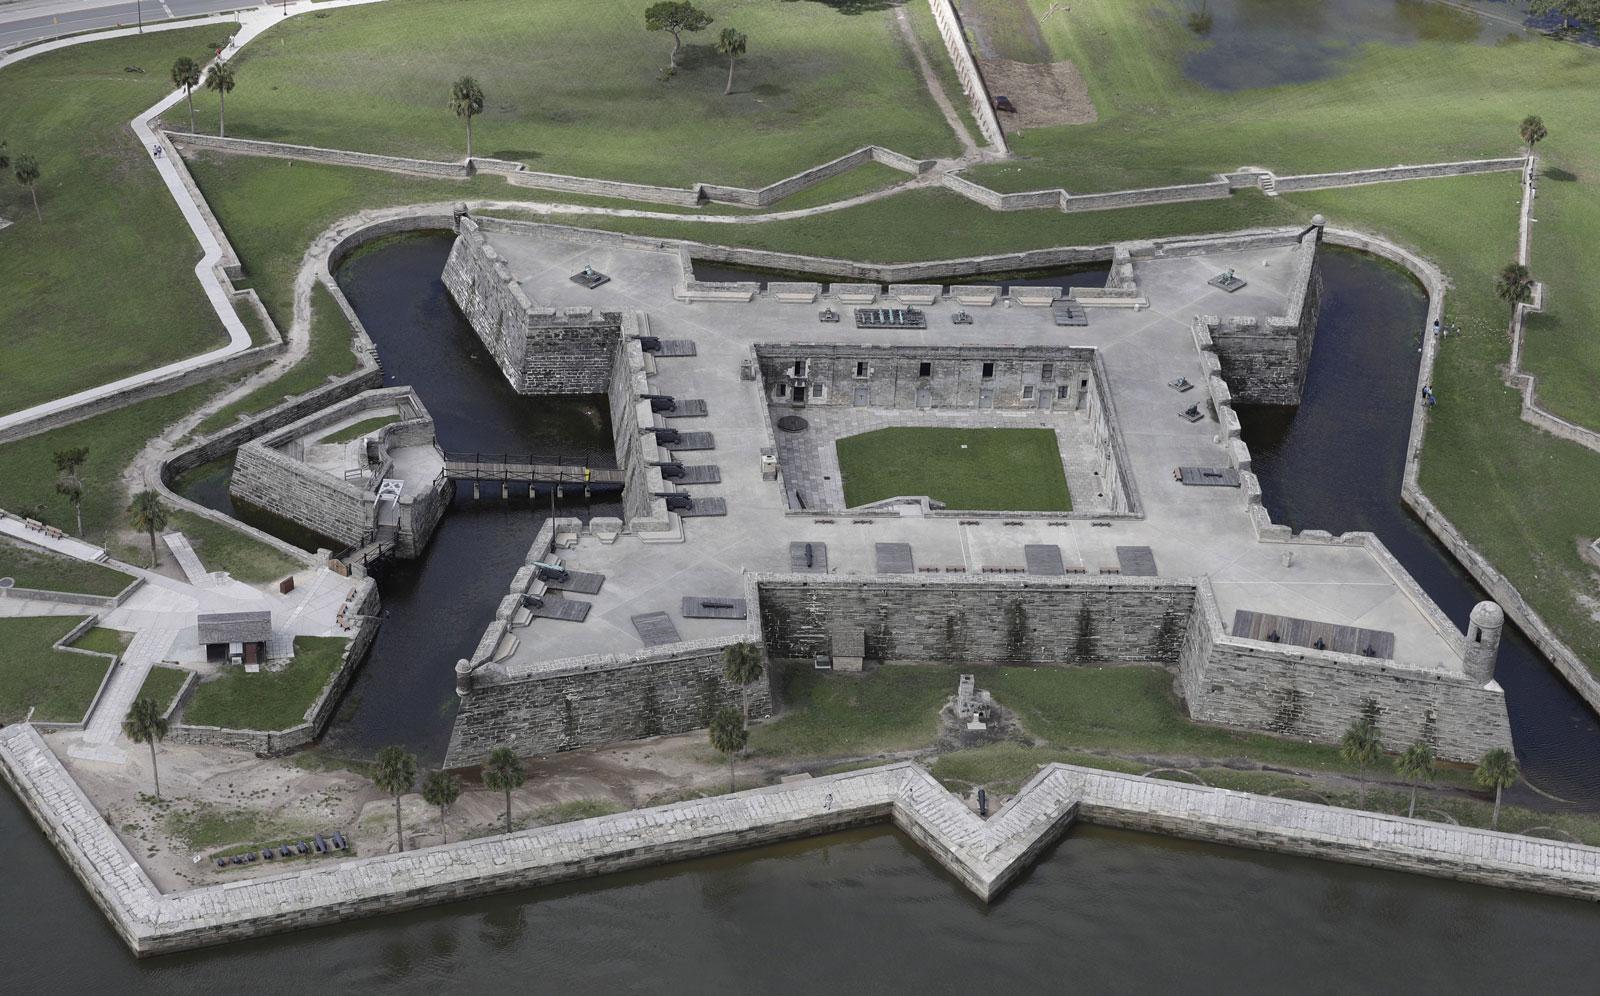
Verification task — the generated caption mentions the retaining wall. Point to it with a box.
[926,0,1007,152]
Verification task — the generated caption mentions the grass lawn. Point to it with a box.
[317,414,399,444]
[836,427,1072,511]
[0,616,110,723]
[136,665,190,713]
[0,539,133,596]
[72,626,132,656]
[749,662,955,758]
[0,27,226,413]
[188,0,959,187]
[184,635,346,731]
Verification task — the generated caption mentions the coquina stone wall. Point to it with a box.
[605,330,672,528]
[1201,232,1322,405]
[756,574,1196,665]
[444,636,773,767]
[441,218,620,394]
[1176,579,1510,762]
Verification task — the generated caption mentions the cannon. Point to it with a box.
[652,492,695,511]
[641,426,682,444]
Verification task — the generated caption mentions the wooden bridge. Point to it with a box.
[443,452,626,487]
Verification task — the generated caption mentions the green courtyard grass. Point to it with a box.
[135,665,190,714]
[836,427,1072,511]
[0,616,110,724]
[184,635,346,731]
[749,662,955,758]
[0,539,133,596]
[0,27,226,412]
[72,626,132,656]
[185,0,960,187]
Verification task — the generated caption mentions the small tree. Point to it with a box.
[373,745,418,853]
[716,28,747,95]
[1340,717,1382,807]
[14,154,41,221]
[1519,114,1548,155]
[171,57,201,133]
[482,746,525,835]
[709,706,748,792]
[449,76,484,160]
[127,490,168,568]
[1394,740,1435,820]
[721,641,763,729]
[645,1,713,70]
[1495,261,1535,310]
[1475,748,1520,830]
[422,769,462,843]
[122,697,169,800]
[53,446,89,536]
[205,59,237,137]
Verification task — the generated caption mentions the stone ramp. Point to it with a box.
[875,543,915,574]
[663,432,716,451]
[674,464,721,484]
[631,611,682,647]
[1115,546,1158,577]
[790,541,828,573]
[678,497,727,517]
[662,399,709,418]
[162,531,221,586]
[653,339,698,357]
[527,597,591,622]
[1177,466,1241,487]
[1024,544,1065,575]
[681,597,748,619]
[545,571,604,595]
[69,622,178,764]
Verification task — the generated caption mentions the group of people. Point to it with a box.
[1422,384,1439,408]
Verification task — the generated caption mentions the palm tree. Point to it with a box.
[422,769,462,843]
[127,490,168,568]
[1340,717,1382,806]
[721,641,763,729]
[373,745,418,853]
[709,706,748,793]
[122,697,169,800]
[205,60,237,137]
[1475,748,1520,830]
[448,76,484,161]
[1519,114,1548,155]
[52,447,88,536]
[716,28,747,96]
[171,57,201,133]
[482,746,525,834]
[14,154,41,221]
[1394,740,1436,819]
[1495,261,1535,310]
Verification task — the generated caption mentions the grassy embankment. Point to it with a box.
[0,616,108,723]
[836,427,1072,511]
[185,0,960,187]
[0,540,132,595]
[184,635,346,731]
[0,28,228,413]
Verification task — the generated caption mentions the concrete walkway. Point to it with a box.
[68,621,177,764]
[0,513,108,562]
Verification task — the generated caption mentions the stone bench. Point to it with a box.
[950,285,999,306]
[1010,288,1062,307]
[674,284,757,303]
[831,283,878,304]
[768,282,820,303]
[889,284,940,306]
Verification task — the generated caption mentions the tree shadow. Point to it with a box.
[1543,166,1579,182]
[783,0,905,14]
[750,82,788,98]
[489,150,543,163]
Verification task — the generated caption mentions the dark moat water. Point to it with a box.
[6,814,1600,990]
[22,235,1600,981]
[689,259,1112,292]
[1237,246,1600,804]
[1173,0,1527,91]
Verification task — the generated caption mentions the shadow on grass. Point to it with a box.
[1543,166,1579,182]
[784,0,906,13]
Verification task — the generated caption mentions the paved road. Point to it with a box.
[0,0,260,50]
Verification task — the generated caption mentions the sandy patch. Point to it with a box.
[980,57,1099,130]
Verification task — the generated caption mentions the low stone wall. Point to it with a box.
[605,329,672,530]
[0,575,141,609]
[1272,156,1526,193]
[927,0,1007,152]
[25,614,118,732]
[169,131,469,178]
[10,723,1600,958]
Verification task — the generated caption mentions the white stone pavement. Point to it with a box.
[0,513,108,563]
[6,721,1600,956]
[69,621,178,763]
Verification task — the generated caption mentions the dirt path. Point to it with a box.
[893,4,980,158]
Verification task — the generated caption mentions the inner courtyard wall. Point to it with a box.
[1203,234,1323,405]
